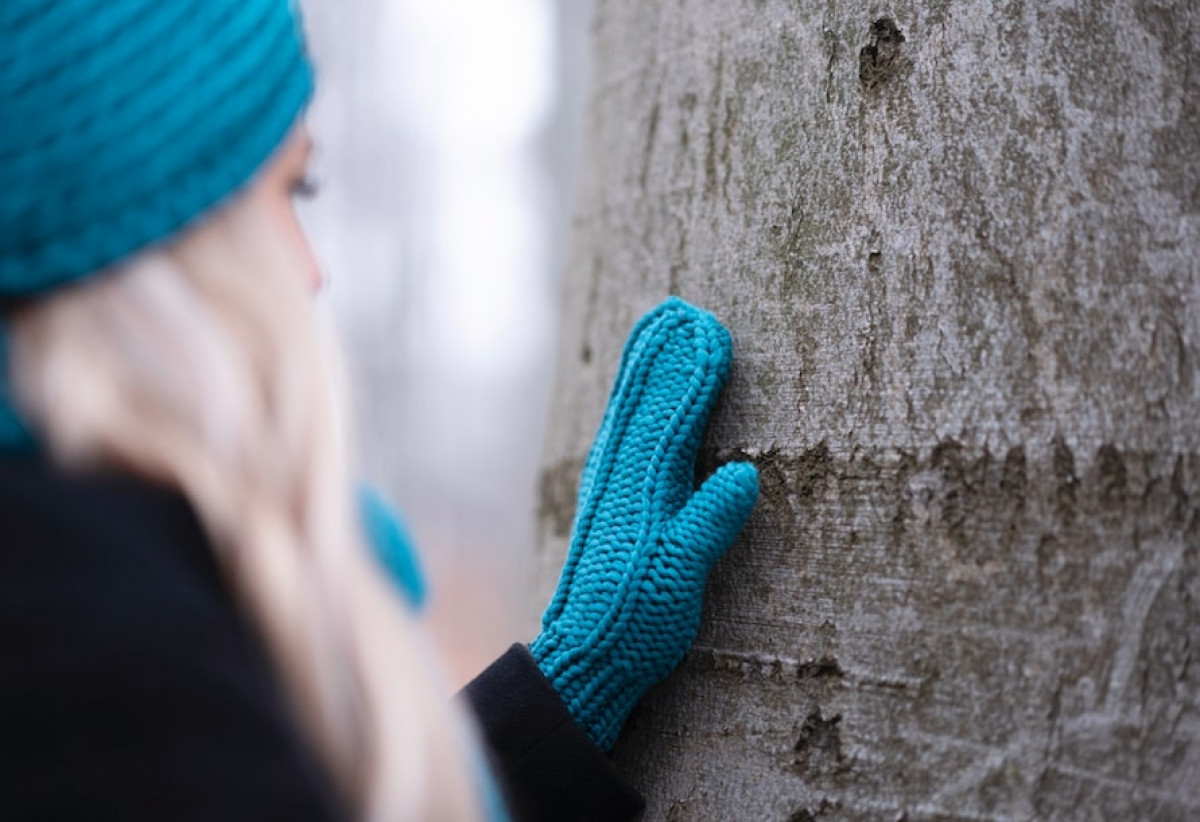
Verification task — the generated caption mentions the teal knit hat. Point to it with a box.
[0,0,314,295]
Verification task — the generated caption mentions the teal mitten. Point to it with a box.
[530,297,759,751]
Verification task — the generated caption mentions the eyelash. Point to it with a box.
[290,175,320,200]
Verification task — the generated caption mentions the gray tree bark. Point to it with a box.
[534,1,1199,819]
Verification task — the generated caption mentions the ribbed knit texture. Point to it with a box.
[530,297,759,751]
[0,0,313,295]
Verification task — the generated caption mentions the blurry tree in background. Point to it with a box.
[538,1,1199,818]
[297,1,594,684]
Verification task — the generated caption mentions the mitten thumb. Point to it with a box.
[667,460,759,574]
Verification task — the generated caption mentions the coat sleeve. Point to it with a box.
[461,644,645,822]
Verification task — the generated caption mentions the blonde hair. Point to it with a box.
[8,195,486,821]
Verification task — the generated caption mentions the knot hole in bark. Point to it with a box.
[792,708,845,774]
[788,799,835,821]
[859,17,907,91]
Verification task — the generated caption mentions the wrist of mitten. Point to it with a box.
[529,631,657,752]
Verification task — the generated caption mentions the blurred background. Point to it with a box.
[296,0,595,685]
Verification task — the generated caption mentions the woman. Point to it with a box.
[0,1,759,820]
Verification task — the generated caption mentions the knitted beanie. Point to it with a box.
[0,0,314,296]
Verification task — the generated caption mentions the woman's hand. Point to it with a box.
[531,297,759,751]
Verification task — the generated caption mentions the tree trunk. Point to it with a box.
[535,1,1199,819]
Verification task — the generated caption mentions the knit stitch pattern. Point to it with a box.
[0,0,313,295]
[531,297,759,751]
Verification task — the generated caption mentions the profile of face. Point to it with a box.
[241,124,323,291]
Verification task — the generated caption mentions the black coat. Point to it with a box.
[0,454,642,821]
